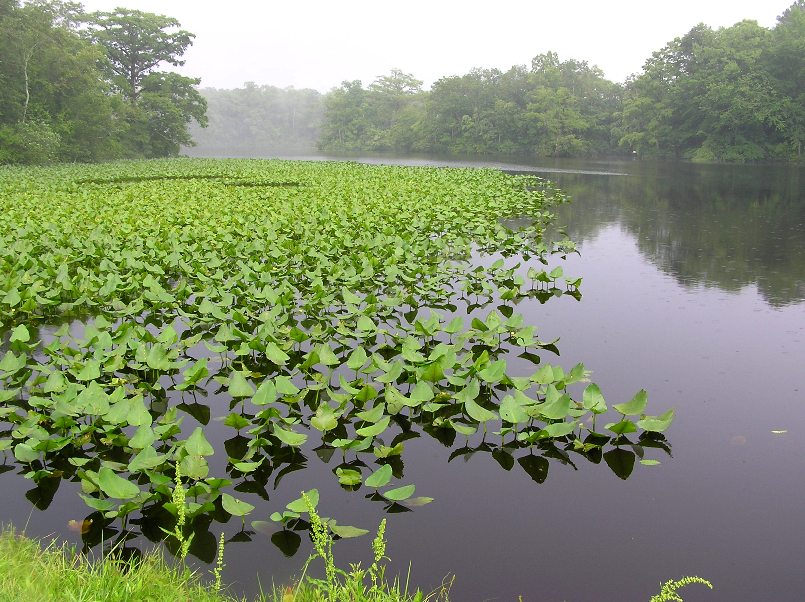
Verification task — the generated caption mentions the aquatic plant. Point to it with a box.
[649,575,713,602]
[0,158,674,557]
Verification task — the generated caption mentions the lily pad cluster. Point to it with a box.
[0,159,673,556]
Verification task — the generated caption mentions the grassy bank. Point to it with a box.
[0,527,443,602]
[0,527,713,601]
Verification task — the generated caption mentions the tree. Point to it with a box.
[767,1,805,158]
[86,8,194,102]
[86,8,205,157]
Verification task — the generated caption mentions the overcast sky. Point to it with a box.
[78,0,795,91]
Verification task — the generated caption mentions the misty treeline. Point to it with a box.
[315,1,804,161]
[1,1,803,164]
[199,1,804,163]
[186,84,321,157]
[0,0,205,163]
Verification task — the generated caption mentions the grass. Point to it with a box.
[0,526,711,601]
[0,526,447,602]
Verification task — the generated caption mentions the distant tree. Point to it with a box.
[319,80,369,151]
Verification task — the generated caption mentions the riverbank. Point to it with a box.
[0,527,445,602]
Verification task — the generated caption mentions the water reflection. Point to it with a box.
[544,161,805,307]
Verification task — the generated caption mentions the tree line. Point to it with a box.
[1,0,803,163]
[0,0,206,163]
[317,1,804,161]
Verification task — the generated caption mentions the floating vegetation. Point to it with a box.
[0,158,673,558]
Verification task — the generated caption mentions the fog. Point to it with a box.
[74,0,797,157]
[79,0,793,91]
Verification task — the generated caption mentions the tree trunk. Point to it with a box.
[22,57,30,123]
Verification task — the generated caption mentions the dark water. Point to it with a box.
[2,157,804,601]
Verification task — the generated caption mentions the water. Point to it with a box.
[2,157,804,601]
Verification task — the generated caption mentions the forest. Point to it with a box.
[1,0,803,163]
[0,0,206,163]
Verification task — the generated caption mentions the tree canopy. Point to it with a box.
[2,1,803,163]
[0,1,206,163]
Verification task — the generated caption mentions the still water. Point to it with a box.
[2,157,803,601]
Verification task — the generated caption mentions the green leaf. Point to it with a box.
[179,454,209,480]
[640,459,661,466]
[273,425,307,447]
[178,358,208,388]
[356,416,390,438]
[499,395,529,424]
[637,408,675,433]
[185,427,215,456]
[382,484,415,501]
[252,379,277,406]
[478,359,506,384]
[231,459,263,473]
[10,325,30,343]
[228,371,255,398]
[536,392,571,420]
[582,383,607,414]
[126,394,152,426]
[73,359,100,381]
[129,425,156,450]
[421,361,445,382]
[336,468,362,486]
[464,398,497,423]
[329,523,369,538]
[128,446,165,472]
[75,381,110,416]
[373,443,404,458]
[409,381,434,404]
[318,343,340,366]
[613,389,648,416]
[79,494,116,513]
[274,376,300,396]
[146,344,171,371]
[287,489,319,513]
[356,404,385,423]
[98,467,140,499]
[222,493,255,516]
[346,347,368,370]
[541,421,577,438]
[364,464,393,488]
[404,496,434,507]
[384,386,408,415]
[265,342,290,365]
[449,420,477,436]
[13,443,38,463]
[605,419,638,435]
[311,411,339,432]
[223,413,250,430]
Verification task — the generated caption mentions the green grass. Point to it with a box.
[0,527,233,601]
[0,526,448,602]
[0,526,711,601]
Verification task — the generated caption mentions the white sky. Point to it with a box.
[78,0,795,91]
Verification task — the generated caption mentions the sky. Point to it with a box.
[78,0,796,91]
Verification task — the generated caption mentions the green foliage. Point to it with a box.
[0,526,240,602]
[0,158,670,559]
[0,120,60,164]
[85,8,194,102]
[619,4,805,162]
[0,2,206,163]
